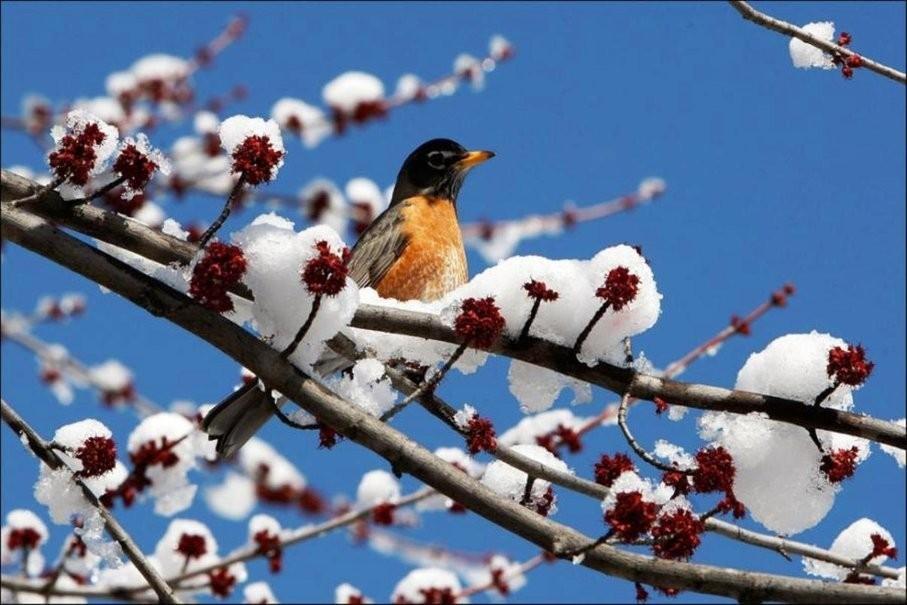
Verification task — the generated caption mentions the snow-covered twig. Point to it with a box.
[0,398,181,604]
[728,1,906,84]
[616,390,691,474]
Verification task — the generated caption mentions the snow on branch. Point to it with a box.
[728,1,906,84]
[0,398,181,604]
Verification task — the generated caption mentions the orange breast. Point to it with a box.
[375,196,467,302]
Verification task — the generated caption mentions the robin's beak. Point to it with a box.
[455,150,495,170]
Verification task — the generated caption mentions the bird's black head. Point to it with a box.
[390,138,494,206]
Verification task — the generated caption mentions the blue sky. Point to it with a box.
[1,2,905,603]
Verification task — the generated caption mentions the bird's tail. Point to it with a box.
[202,381,280,459]
[203,352,354,458]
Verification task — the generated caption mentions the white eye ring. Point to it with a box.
[427,151,446,169]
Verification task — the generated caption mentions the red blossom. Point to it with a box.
[189,242,247,313]
[691,446,735,495]
[417,587,457,604]
[596,266,640,311]
[371,502,396,526]
[604,491,659,541]
[490,567,510,595]
[662,470,692,497]
[304,189,331,222]
[842,65,854,79]
[40,367,62,384]
[6,527,42,551]
[298,487,326,515]
[100,382,136,406]
[253,529,283,573]
[730,314,750,336]
[537,424,582,454]
[103,188,146,216]
[634,582,649,604]
[74,435,117,478]
[318,422,343,449]
[532,486,556,517]
[846,54,863,68]
[716,492,747,519]
[653,397,670,414]
[48,122,107,186]
[231,135,283,185]
[523,280,559,302]
[102,436,185,508]
[651,509,704,560]
[454,297,505,349]
[820,447,859,483]
[771,283,796,307]
[594,453,635,487]
[837,32,852,46]
[870,533,898,559]
[464,414,497,454]
[351,201,375,235]
[302,241,350,296]
[113,144,159,191]
[176,533,208,560]
[827,344,874,387]
[208,567,237,598]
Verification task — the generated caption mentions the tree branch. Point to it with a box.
[2,206,903,603]
[3,170,902,451]
[728,0,906,84]
[0,398,181,604]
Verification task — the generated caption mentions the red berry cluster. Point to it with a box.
[103,188,147,216]
[231,135,284,185]
[412,586,457,605]
[464,414,497,454]
[831,33,863,79]
[6,527,42,551]
[302,241,350,296]
[653,397,670,415]
[176,533,208,560]
[820,447,859,483]
[74,435,118,478]
[596,266,640,311]
[303,188,331,222]
[371,502,396,526]
[253,528,283,573]
[661,446,745,518]
[253,463,326,515]
[48,122,107,186]
[189,243,247,313]
[827,344,874,387]
[113,144,159,192]
[102,436,183,508]
[770,283,796,307]
[535,424,582,455]
[730,315,751,336]
[651,508,704,560]
[523,279,559,302]
[604,491,659,541]
[531,486,556,517]
[593,453,635,487]
[207,567,237,598]
[870,533,898,559]
[490,566,510,595]
[331,101,388,135]
[100,382,136,407]
[318,421,343,449]
[454,297,505,349]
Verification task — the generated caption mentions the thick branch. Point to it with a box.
[0,398,180,604]
[729,1,906,84]
[2,207,902,603]
[3,168,902,451]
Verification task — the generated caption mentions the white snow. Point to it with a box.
[803,517,896,580]
[271,97,331,148]
[248,514,282,541]
[237,436,307,492]
[394,74,423,101]
[699,332,871,535]
[300,178,349,235]
[880,419,906,468]
[335,583,370,604]
[489,35,513,61]
[153,518,218,578]
[356,469,401,507]
[498,409,587,448]
[789,22,837,69]
[88,359,133,393]
[231,214,358,371]
[322,72,385,113]
[345,177,387,220]
[48,110,120,190]
[130,54,189,83]
[507,360,592,413]
[327,358,397,418]
[245,581,280,603]
[454,54,484,90]
[602,470,674,512]
[218,115,285,181]
[391,567,464,604]
[204,471,257,520]
[480,444,570,515]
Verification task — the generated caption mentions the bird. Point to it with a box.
[203,138,494,458]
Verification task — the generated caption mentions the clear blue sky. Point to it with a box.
[2,2,904,603]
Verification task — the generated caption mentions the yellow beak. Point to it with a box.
[455,150,496,169]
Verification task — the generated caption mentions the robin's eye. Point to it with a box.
[426,151,446,169]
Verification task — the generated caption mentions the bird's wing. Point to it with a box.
[348,200,410,288]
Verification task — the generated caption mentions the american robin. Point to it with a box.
[203,138,494,457]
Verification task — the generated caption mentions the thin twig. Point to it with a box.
[8,177,64,208]
[617,389,693,474]
[728,0,906,84]
[573,301,610,354]
[280,295,322,358]
[195,174,246,250]
[0,398,180,604]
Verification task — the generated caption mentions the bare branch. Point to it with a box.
[728,1,906,84]
[0,398,181,604]
[3,206,903,603]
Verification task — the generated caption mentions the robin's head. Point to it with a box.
[390,138,494,206]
